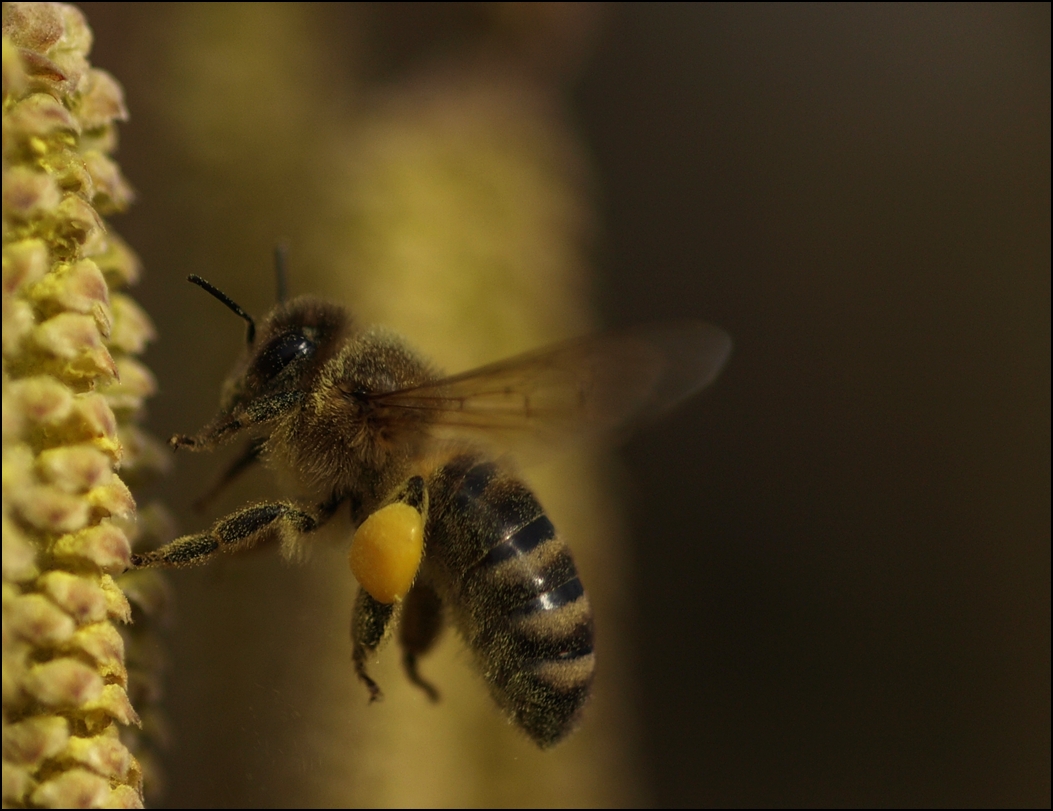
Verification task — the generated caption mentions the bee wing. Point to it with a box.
[369,320,732,455]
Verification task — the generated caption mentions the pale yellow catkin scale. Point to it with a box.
[348,503,424,604]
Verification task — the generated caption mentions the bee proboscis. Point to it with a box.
[134,273,731,747]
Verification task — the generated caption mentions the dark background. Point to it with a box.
[576,5,1050,805]
[83,3,1050,806]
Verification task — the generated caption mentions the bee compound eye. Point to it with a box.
[349,502,424,604]
[257,332,315,380]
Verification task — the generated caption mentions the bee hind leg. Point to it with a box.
[351,588,398,702]
[399,579,444,703]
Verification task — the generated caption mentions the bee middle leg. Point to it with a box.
[131,496,341,569]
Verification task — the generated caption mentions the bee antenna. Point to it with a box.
[187,275,256,344]
[274,243,288,304]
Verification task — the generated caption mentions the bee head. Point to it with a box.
[170,276,349,452]
[221,295,349,411]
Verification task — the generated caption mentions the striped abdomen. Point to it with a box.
[425,457,594,747]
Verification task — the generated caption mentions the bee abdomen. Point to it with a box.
[434,458,595,747]
[488,565,596,747]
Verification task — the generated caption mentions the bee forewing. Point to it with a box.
[371,320,732,456]
[633,320,733,418]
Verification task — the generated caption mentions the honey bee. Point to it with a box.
[133,273,731,747]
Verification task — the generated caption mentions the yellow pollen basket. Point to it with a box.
[349,502,425,604]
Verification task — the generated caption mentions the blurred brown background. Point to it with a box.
[80,3,1048,806]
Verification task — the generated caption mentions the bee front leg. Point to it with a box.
[191,436,267,512]
[131,496,340,569]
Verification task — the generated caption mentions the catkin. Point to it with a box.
[3,4,165,806]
